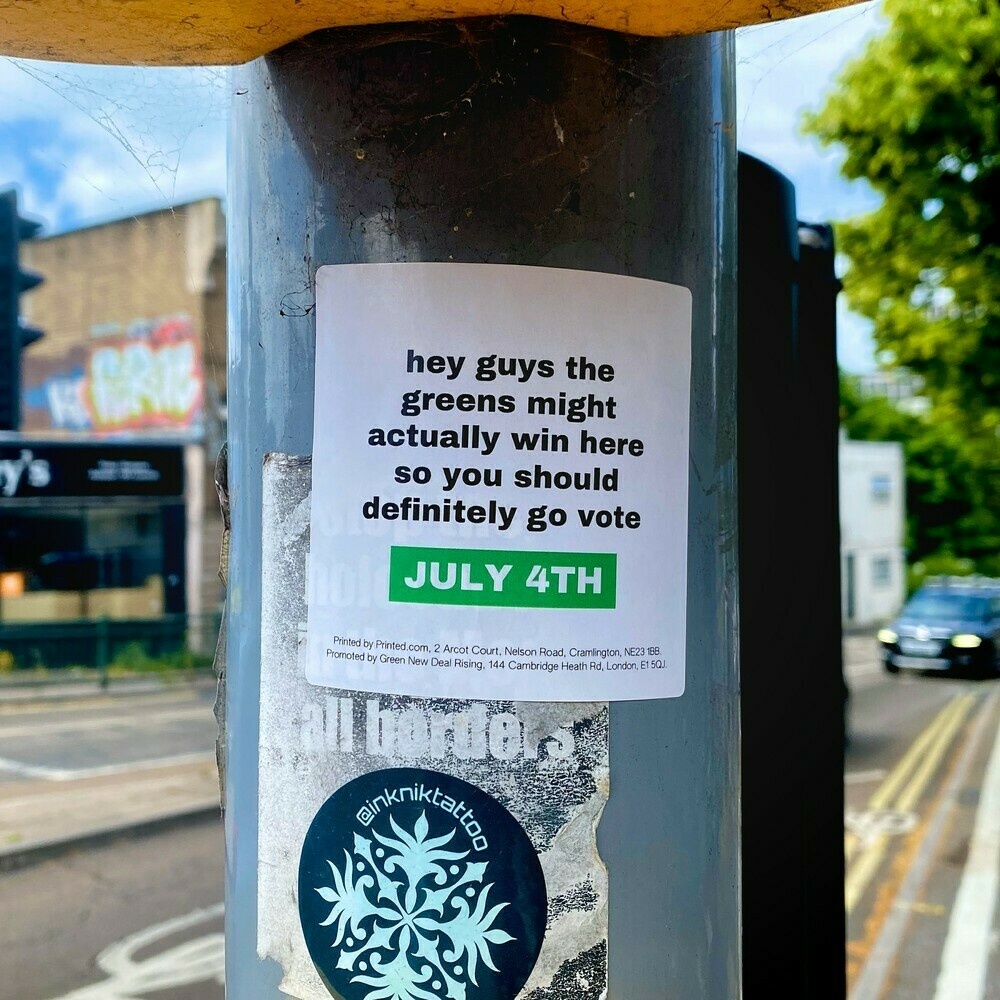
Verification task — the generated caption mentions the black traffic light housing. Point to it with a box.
[0,188,45,431]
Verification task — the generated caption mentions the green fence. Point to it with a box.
[0,612,222,671]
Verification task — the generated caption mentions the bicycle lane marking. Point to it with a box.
[846,693,975,913]
[845,691,972,985]
[844,695,966,864]
[48,902,224,1000]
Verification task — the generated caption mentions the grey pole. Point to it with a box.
[227,18,738,997]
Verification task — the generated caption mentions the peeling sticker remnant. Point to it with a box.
[258,455,608,1000]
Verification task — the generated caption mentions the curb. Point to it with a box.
[0,677,217,708]
[0,668,215,689]
[0,802,221,873]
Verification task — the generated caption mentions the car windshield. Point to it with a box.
[902,591,989,623]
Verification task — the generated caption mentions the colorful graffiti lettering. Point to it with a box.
[41,373,90,430]
[89,339,202,429]
[23,316,205,434]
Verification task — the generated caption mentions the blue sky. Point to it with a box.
[736,0,885,371]
[0,3,884,370]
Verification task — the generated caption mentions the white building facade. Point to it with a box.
[839,436,906,627]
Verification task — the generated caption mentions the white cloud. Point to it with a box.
[1,14,884,369]
[736,3,886,371]
[0,58,228,232]
[736,2,885,209]
[737,1,885,119]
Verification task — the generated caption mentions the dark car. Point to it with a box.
[879,579,1000,678]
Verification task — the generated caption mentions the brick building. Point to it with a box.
[0,199,226,663]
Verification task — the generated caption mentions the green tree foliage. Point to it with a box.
[807,0,1000,435]
[840,375,1000,567]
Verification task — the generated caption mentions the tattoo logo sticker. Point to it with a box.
[298,767,547,1000]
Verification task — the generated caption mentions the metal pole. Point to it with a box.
[227,18,738,997]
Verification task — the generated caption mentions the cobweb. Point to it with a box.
[0,59,229,229]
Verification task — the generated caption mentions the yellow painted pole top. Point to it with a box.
[0,0,865,65]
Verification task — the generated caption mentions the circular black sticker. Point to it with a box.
[299,767,547,1000]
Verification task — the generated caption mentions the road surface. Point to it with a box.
[2,653,999,998]
[0,819,223,1000]
[845,635,1000,1000]
[0,685,217,783]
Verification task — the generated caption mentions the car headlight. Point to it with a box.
[877,629,898,644]
[951,634,982,649]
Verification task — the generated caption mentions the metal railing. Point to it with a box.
[0,611,222,672]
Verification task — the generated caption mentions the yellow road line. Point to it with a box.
[844,694,967,862]
[845,694,973,914]
[896,695,974,812]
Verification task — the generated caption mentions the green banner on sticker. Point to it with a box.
[388,546,617,609]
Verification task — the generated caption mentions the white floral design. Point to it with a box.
[315,811,515,1000]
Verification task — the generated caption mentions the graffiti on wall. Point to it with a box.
[23,316,205,434]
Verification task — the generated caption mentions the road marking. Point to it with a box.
[845,693,974,913]
[0,688,206,717]
[873,697,969,810]
[844,808,917,847]
[849,688,1000,1000]
[0,755,61,779]
[0,704,209,739]
[932,698,1000,1000]
[844,694,968,864]
[50,902,224,999]
[0,750,215,781]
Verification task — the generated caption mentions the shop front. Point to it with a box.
[0,441,187,668]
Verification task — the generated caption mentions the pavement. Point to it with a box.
[0,675,221,871]
[0,639,879,871]
[844,632,883,686]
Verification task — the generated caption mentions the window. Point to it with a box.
[0,507,167,622]
[871,474,892,503]
[872,557,892,588]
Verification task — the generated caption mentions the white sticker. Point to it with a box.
[306,263,690,701]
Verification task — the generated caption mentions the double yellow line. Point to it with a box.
[845,692,975,914]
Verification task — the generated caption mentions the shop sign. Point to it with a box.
[0,443,184,498]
